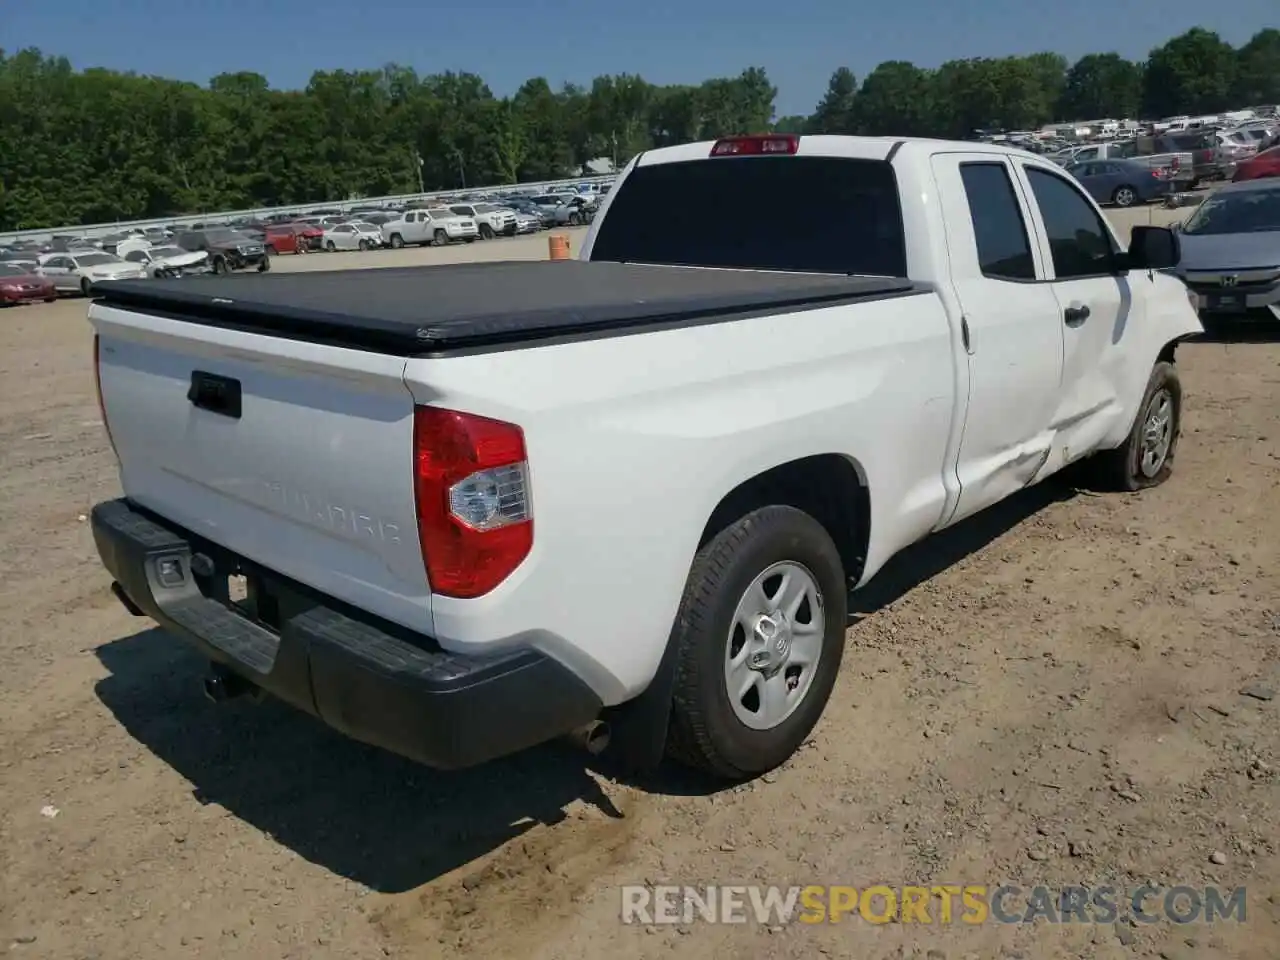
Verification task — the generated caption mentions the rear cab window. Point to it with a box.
[590,155,907,277]
[958,163,1036,281]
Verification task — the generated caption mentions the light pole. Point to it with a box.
[413,151,424,195]
[453,148,466,189]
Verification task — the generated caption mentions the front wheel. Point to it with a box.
[212,257,228,275]
[358,239,369,251]
[568,212,581,226]
[665,505,847,779]
[257,255,271,273]
[1112,185,1137,207]
[479,223,494,240]
[433,230,448,246]
[80,278,93,297]
[325,240,337,252]
[1084,361,1182,491]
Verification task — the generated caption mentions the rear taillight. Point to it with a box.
[711,134,799,156]
[413,406,532,599]
[92,335,120,461]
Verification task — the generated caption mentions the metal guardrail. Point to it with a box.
[0,175,616,245]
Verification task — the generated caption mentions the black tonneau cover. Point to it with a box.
[93,260,924,355]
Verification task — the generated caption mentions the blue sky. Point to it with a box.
[5,0,1274,115]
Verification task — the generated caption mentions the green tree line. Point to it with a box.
[1,27,1277,231]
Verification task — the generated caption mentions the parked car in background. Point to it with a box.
[448,203,517,239]
[528,194,591,225]
[1232,146,1280,182]
[37,250,147,296]
[0,262,57,305]
[1065,158,1174,207]
[121,244,211,278]
[175,229,270,274]
[323,221,384,251]
[380,208,478,247]
[1174,179,1280,322]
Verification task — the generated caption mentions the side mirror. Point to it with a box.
[1127,225,1180,271]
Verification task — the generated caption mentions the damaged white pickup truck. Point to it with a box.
[88,134,1201,779]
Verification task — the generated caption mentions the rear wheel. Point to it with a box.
[389,233,404,249]
[80,278,93,297]
[665,505,847,779]
[1112,185,1137,207]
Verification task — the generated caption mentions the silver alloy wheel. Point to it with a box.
[724,561,825,730]
[1115,186,1136,206]
[1139,387,1174,477]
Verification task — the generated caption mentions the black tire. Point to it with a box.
[80,277,93,297]
[665,505,848,780]
[1112,185,1137,207]
[389,233,404,249]
[358,239,369,251]
[568,212,581,226]
[257,255,271,273]
[212,257,228,275]
[153,268,167,279]
[433,229,448,246]
[479,223,494,240]
[325,240,337,252]
[1084,360,1181,492]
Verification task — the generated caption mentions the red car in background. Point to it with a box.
[1233,146,1280,182]
[262,223,323,255]
[0,262,57,305]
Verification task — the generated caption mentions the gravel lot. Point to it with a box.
[2,207,1278,960]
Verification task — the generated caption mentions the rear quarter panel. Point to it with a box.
[405,292,957,701]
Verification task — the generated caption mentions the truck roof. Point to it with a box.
[93,261,924,356]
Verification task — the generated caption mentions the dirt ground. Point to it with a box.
[1,209,1278,960]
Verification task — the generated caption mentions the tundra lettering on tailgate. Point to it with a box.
[261,479,403,544]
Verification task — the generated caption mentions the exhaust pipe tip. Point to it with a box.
[568,720,611,756]
[203,668,254,704]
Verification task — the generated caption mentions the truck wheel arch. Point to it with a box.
[697,453,871,588]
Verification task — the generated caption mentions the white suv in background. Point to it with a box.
[449,203,517,240]
[380,208,479,247]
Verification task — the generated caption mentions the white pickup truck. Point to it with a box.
[87,134,1200,779]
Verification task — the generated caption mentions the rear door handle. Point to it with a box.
[1063,302,1091,325]
[188,371,242,419]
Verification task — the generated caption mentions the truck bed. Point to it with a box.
[92,260,925,355]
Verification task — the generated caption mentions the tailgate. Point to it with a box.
[90,302,432,631]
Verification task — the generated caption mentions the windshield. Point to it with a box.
[474,204,498,213]
[591,156,907,275]
[204,230,246,243]
[1182,188,1280,236]
[75,253,121,266]
[151,246,187,259]
[351,222,377,231]
[427,208,454,219]
[0,263,28,277]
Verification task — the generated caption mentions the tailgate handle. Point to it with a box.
[188,371,242,419]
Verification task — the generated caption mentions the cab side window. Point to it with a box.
[1025,168,1118,280]
[959,162,1036,281]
